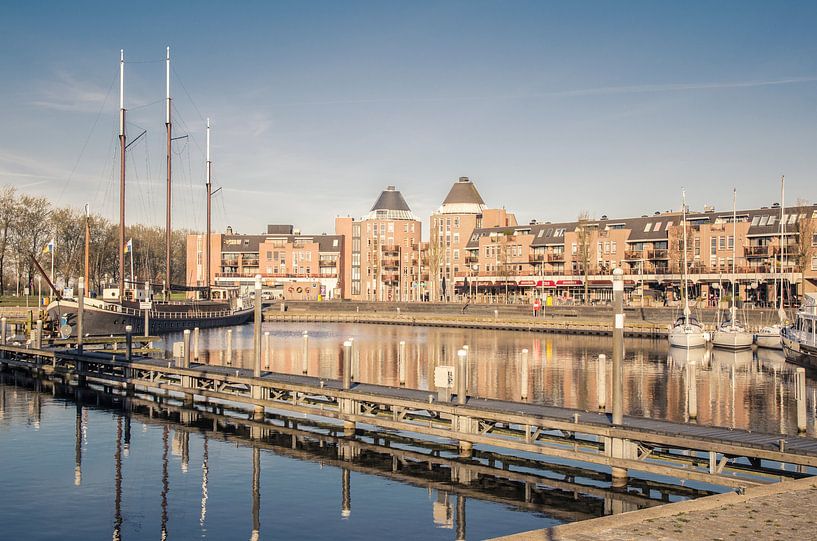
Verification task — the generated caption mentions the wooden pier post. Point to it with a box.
[35,319,43,350]
[144,281,150,337]
[226,329,232,366]
[263,331,271,370]
[193,327,200,363]
[254,275,262,377]
[597,354,607,409]
[398,340,406,386]
[457,348,467,405]
[610,268,628,487]
[796,367,807,434]
[455,494,466,541]
[341,340,356,435]
[77,278,84,353]
[520,348,529,401]
[301,331,309,375]
[343,340,352,390]
[687,360,698,420]
[125,325,133,362]
[182,329,190,369]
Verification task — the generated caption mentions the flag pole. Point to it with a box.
[50,240,55,297]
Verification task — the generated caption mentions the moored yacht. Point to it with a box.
[782,293,817,370]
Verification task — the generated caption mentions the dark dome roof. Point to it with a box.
[442,177,485,206]
[371,185,412,212]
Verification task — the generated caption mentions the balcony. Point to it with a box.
[465,255,480,264]
[380,245,400,255]
[624,250,643,260]
[744,245,776,258]
[528,254,545,262]
[319,259,337,267]
[547,253,565,262]
[646,249,668,260]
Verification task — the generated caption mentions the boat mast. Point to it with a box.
[84,203,90,294]
[779,175,786,320]
[118,50,126,298]
[682,189,690,324]
[165,46,172,301]
[731,188,737,325]
[205,118,212,298]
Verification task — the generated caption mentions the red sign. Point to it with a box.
[557,279,583,286]
[518,280,536,286]
[537,280,556,287]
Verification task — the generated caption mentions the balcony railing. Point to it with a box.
[646,249,668,260]
[547,253,565,262]
[529,254,545,262]
[624,250,643,260]
[744,245,776,257]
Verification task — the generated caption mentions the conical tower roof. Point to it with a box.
[437,176,486,214]
[365,186,419,221]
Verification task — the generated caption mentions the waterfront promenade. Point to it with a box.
[494,474,817,541]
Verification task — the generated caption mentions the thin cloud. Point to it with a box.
[263,76,817,107]
[29,70,113,113]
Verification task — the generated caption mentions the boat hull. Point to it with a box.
[711,330,753,350]
[782,335,817,371]
[668,330,708,349]
[755,332,782,350]
[47,300,254,337]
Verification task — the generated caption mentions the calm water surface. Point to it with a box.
[2,322,815,540]
[164,322,817,435]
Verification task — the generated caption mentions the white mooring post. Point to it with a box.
[193,327,200,363]
[687,360,698,420]
[35,319,43,350]
[254,275,262,378]
[520,348,529,401]
[796,367,807,433]
[301,331,309,374]
[226,329,233,366]
[343,340,352,390]
[398,340,406,386]
[182,329,191,369]
[597,354,607,409]
[144,281,150,337]
[609,268,628,487]
[264,331,271,370]
[457,349,467,406]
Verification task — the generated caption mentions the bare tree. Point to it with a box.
[795,200,815,281]
[12,194,51,292]
[575,211,593,304]
[427,223,445,302]
[0,186,17,295]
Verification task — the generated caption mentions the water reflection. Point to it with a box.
[0,374,719,540]
[162,322,817,435]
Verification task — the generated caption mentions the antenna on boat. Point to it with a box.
[779,175,787,323]
[118,49,126,299]
[732,187,737,326]
[165,45,172,301]
[682,189,690,321]
[205,117,212,299]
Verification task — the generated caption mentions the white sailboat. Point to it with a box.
[712,189,753,350]
[756,176,786,350]
[669,189,709,349]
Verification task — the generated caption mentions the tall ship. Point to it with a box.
[46,49,253,336]
[782,293,817,369]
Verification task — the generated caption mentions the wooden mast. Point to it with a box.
[118,49,126,298]
[205,118,212,298]
[84,203,90,293]
[165,46,172,301]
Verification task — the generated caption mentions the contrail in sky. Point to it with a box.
[268,76,817,107]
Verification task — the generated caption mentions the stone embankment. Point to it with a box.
[266,300,785,336]
[491,475,817,541]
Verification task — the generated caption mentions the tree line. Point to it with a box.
[0,186,191,296]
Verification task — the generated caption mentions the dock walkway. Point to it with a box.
[2,343,816,492]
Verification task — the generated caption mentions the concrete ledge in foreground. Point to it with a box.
[490,475,817,541]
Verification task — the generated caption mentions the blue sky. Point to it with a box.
[1,1,816,236]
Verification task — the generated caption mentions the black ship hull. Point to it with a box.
[47,300,254,337]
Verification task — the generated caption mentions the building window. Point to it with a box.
[644,223,652,233]
[812,256,817,271]
[812,234,817,247]
[727,236,734,250]
[710,237,717,256]
[719,236,726,250]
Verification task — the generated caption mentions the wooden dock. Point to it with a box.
[3,341,816,491]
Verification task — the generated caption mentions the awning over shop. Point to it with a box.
[518,280,536,286]
[536,280,557,287]
[557,279,583,286]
